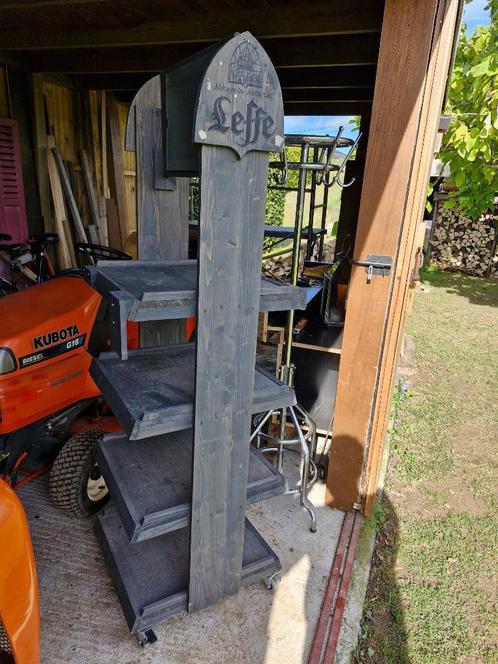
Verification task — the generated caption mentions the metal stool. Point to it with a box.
[251,402,318,532]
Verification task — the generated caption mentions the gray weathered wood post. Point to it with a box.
[189,32,284,610]
[126,76,189,347]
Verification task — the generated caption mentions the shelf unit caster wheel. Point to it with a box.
[136,629,158,647]
[264,572,281,591]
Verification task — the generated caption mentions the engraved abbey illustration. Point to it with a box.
[228,41,264,89]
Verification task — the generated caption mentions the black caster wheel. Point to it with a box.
[136,629,158,647]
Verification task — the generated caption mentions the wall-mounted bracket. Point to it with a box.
[108,291,133,359]
[352,254,392,282]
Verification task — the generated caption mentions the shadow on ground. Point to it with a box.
[19,455,344,664]
[353,493,410,664]
[421,267,498,307]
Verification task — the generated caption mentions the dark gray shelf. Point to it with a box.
[91,344,296,440]
[85,260,305,358]
[96,506,280,635]
[96,430,286,542]
[86,259,305,320]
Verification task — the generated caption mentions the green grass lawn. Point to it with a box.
[355,268,498,664]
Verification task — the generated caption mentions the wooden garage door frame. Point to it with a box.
[326,0,461,513]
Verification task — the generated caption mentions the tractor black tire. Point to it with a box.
[49,428,109,517]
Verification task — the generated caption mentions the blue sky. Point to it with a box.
[284,115,358,140]
[285,0,491,136]
[463,0,491,35]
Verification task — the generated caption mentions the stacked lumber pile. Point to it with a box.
[430,208,498,277]
[263,235,336,280]
[37,82,134,270]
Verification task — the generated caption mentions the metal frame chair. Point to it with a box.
[252,402,318,532]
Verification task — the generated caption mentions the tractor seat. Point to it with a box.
[33,232,59,244]
[0,242,30,255]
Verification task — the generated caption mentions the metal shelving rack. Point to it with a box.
[269,132,360,370]
[253,134,360,510]
[87,33,305,644]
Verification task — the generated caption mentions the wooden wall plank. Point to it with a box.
[81,148,106,244]
[117,99,137,237]
[88,89,102,196]
[52,146,89,244]
[100,90,108,197]
[46,137,75,267]
[32,75,52,231]
[326,0,459,511]
[105,196,120,250]
[43,81,77,162]
[107,94,129,249]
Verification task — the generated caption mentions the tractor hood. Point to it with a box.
[0,276,101,372]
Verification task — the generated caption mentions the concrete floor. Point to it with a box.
[19,458,344,664]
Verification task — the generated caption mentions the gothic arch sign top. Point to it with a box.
[194,32,284,158]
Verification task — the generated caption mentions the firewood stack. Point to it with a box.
[430,208,498,277]
[264,235,337,280]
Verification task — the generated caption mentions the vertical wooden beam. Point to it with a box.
[125,75,189,346]
[188,32,284,611]
[100,90,108,198]
[32,74,53,231]
[52,146,89,244]
[46,138,75,268]
[81,148,107,244]
[326,0,461,511]
[107,94,129,249]
[190,146,269,609]
[363,0,460,514]
[88,90,102,196]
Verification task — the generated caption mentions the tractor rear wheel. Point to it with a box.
[49,428,109,517]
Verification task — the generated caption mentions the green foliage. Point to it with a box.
[190,178,200,220]
[426,182,434,213]
[438,2,498,218]
[265,187,285,227]
[190,175,286,238]
[349,116,361,133]
[264,187,286,250]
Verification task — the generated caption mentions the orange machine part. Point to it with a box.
[185,316,196,342]
[0,277,102,434]
[126,321,139,351]
[0,479,40,664]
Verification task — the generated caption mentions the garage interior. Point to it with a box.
[0,1,461,662]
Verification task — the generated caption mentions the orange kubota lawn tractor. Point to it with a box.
[0,273,138,663]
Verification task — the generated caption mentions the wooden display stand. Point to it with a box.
[87,33,304,642]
